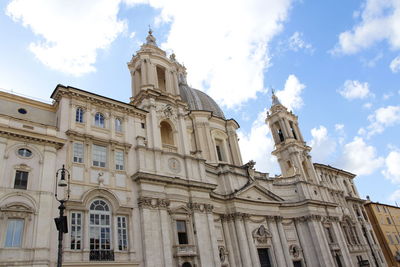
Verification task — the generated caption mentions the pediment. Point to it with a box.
[234,184,283,202]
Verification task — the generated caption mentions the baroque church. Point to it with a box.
[0,30,387,267]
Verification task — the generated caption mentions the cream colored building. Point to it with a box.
[0,31,387,267]
[365,201,400,267]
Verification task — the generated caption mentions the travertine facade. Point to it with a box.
[0,31,387,267]
[365,201,400,266]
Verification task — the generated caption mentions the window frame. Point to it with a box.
[73,142,84,164]
[92,144,107,168]
[70,211,83,250]
[5,219,24,248]
[17,148,32,158]
[94,113,105,128]
[117,216,128,251]
[14,170,29,190]
[76,107,84,123]
[176,220,189,245]
[115,118,122,132]
[114,150,124,171]
[89,200,112,253]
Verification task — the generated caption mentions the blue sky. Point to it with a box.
[1,0,400,204]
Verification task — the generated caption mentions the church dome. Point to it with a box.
[179,84,225,119]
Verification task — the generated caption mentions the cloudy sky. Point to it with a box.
[1,0,400,204]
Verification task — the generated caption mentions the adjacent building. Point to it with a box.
[365,200,400,266]
[0,30,387,267]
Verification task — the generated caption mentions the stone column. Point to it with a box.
[159,207,173,266]
[205,206,220,267]
[267,217,286,266]
[234,213,252,267]
[307,216,334,266]
[243,217,260,266]
[222,216,237,267]
[227,215,242,266]
[331,220,352,267]
[294,218,311,267]
[276,217,294,267]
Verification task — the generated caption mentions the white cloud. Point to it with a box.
[390,56,400,73]
[361,52,383,67]
[335,124,344,132]
[383,92,394,100]
[389,189,400,203]
[238,109,280,174]
[309,126,336,162]
[124,0,293,108]
[337,136,384,175]
[275,74,305,111]
[383,150,400,183]
[366,105,400,137]
[339,80,372,100]
[288,32,313,52]
[6,0,126,76]
[333,0,400,54]
[363,102,373,109]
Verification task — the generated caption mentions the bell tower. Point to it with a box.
[127,29,186,102]
[266,92,317,183]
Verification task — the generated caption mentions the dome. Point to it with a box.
[179,84,225,119]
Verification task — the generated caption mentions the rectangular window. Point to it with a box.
[388,233,394,244]
[176,220,188,244]
[387,217,392,224]
[70,212,82,250]
[376,205,380,212]
[325,227,335,243]
[117,216,128,251]
[92,145,107,168]
[215,139,225,161]
[5,219,24,247]
[73,142,84,163]
[115,151,124,171]
[14,171,28,190]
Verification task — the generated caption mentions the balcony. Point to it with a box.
[174,245,197,257]
[89,249,114,261]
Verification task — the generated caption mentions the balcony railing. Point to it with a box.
[174,245,197,257]
[89,249,115,261]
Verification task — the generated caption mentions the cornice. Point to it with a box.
[0,125,65,149]
[0,91,54,111]
[65,130,132,149]
[52,86,147,119]
[132,171,217,191]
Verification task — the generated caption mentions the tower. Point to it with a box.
[127,29,186,102]
[266,92,317,183]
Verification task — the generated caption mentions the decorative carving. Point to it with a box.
[220,212,249,221]
[187,202,214,213]
[138,197,170,209]
[252,225,272,243]
[219,246,227,264]
[289,244,301,258]
[168,157,181,173]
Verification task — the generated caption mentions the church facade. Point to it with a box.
[0,31,386,267]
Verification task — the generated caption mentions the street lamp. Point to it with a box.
[54,165,70,267]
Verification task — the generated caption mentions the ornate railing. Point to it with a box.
[89,249,115,261]
[174,245,197,257]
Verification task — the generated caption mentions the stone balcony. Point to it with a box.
[173,245,197,257]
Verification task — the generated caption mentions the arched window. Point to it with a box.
[94,113,105,128]
[160,121,174,145]
[76,108,84,123]
[115,118,122,132]
[89,200,113,260]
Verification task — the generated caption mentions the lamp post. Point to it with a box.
[54,165,70,267]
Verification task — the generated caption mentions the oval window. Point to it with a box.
[18,108,27,114]
[18,148,32,157]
